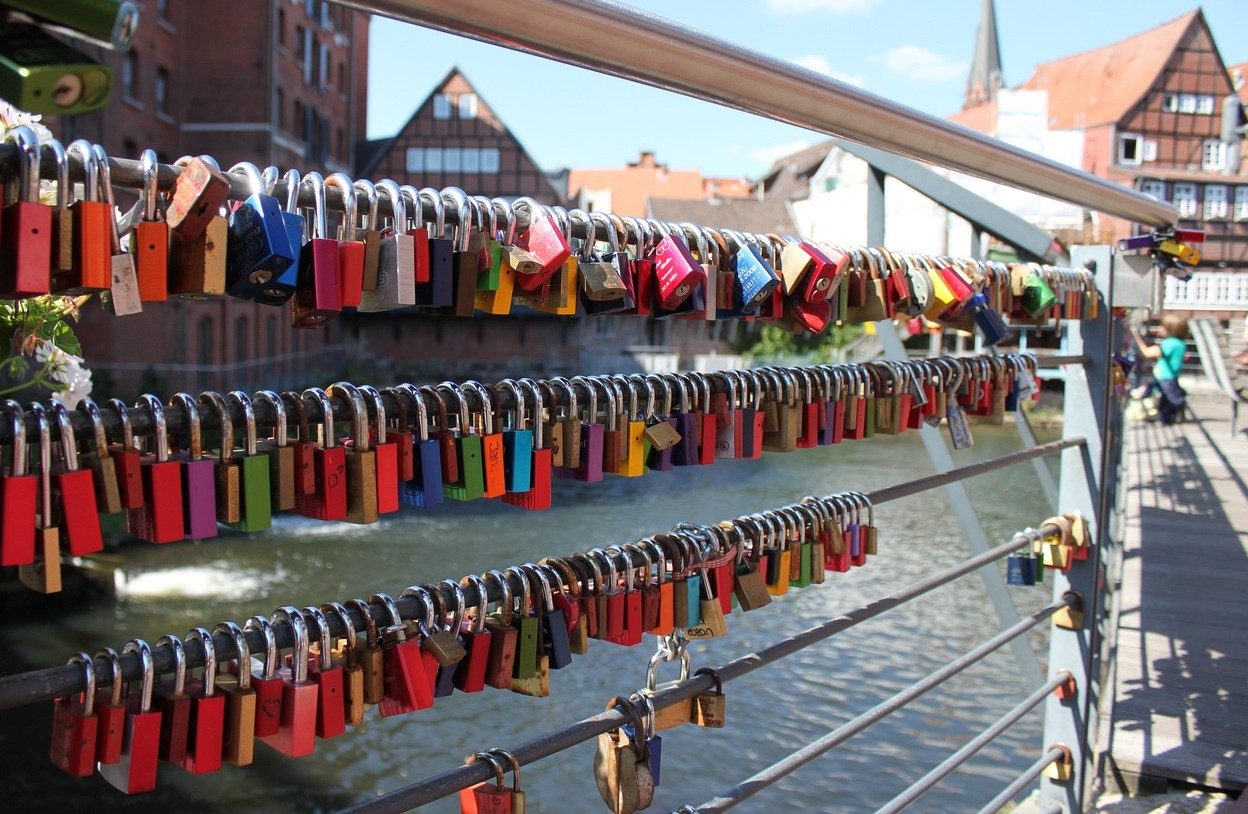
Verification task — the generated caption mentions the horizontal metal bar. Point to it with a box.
[342,525,1061,813]
[333,0,1176,229]
[1033,355,1088,368]
[867,436,1085,505]
[974,747,1067,814]
[874,670,1072,814]
[690,597,1073,813]
[0,429,1072,710]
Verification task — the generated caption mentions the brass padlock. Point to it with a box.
[692,667,726,728]
[644,647,691,730]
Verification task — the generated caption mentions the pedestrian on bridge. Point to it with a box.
[1129,314,1189,425]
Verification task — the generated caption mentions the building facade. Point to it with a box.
[41,0,370,398]
[566,150,752,217]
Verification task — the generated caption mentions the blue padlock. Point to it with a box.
[497,381,533,494]
[969,292,1012,347]
[395,383,443,508]
[732,231,780,308]
[252,168,305,307]
[225,162,295,300]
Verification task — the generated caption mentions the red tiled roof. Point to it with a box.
[1019,10,1198,129]
[948,100,998,136]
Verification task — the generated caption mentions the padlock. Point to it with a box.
[326,382,378,524]
[351,178,382,291]
[644,647,692,730]
[253,390,295,512]
[98,640,162,794]
[416,582,469,697]
[167,154,231,239]
[222,391,272,532]
[594,700,655,814]
[494,749,527,814]
[49,652,97,776]
[496,380,533,493]
[528,565,572,669]
[211,621,256,767]
[359,385,400,514]
[375,592,433,715]
[482,570,519,690]
[729,231,780,307]
[46,139,74,284]
[652,228,704,310]
[92,647,126,766]
[396,383,443,508]
[345,598,385,706]
[688,565,729,638]
[124,395,184,544]
[445,188,484,316]
[151,633,192,765]
[454,575,494,694]
[167,159,228,299]
[463,381,507,499]
[127,150,169,301]
[438,383,485,502]
[166,393,217,540]
[544,557,588,654]
[249,167,304,306]
[226,161,295,300]
[357,179,416,311]
[17,403,60,593]
[322,602,365,726]
[94,143,143,316]
[506,566,541,683]
[244,616,284,739]
[614,548,645,648]
[198,391,240,524]
[325,172,365,308]
[291,172,343,327]
[462,751,512,814]
[510,197,571,291]
[0,126,51,297]
[258,606,318,757]
[302,606,345,740]
[0,400,37,566]
[293,388,348,521]
[54,140,111,294]
[180,627,225,774]
[75,400,122,517]
[499,380,552,510]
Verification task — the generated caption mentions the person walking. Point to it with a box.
[1129,314,1189,425]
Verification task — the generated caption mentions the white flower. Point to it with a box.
[0,100,53,144]
[33,339,92,408]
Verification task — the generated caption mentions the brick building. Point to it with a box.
[951,7,1248,275]
[38,0,370,398]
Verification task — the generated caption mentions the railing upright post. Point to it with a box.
[1040,244,1116,812]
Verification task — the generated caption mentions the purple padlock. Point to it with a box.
[819,400,837,446]
[574,422,605,483]
[1117,234,1155,251]
[169,393,218,540]
[673,411,700,466]
[646,418,677,472]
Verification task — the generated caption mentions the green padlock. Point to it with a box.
[475,196,505,291]
[439,383,485,501]
[1022,268,1059,318]
[225,391,272,532]
[506,565,540,681]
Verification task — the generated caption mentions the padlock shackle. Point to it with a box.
[243,615,278,679]
[212,621,251,691]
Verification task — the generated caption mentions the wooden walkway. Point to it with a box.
[1100,396,1248,795]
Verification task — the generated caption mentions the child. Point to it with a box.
[1128,314,1188,425]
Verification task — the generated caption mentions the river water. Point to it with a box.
[0,423,1058,813]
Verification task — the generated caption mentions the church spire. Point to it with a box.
[964,0,1004,109]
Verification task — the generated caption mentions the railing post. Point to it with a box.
[1040,244,1115,812]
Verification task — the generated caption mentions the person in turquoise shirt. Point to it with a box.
[1129,314,1189,425]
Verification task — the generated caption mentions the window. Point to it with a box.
[276,88,284,130]
[443,148,461,172]
[277,8,286,46]
[320,0,331,28]
[480,148,500,174]
[293,100,303,138]
[1142,140,1157,162]
[406,147,423,173]
[425,148,442,172]
[157,0,168,19]
[123,50,138,99]
[1173,183,1198,218]
[319,43,329,88]
[1118,133,1142,166]
[1179,94,1197,113]
[458,93,478,119]
[433,93,452,119]
[1196,95,1215,115]
[303,29,314,84]
[1204,185,1228,220]
[1236,187,1248,221]
[234,316,249,364]
[122,138,138,159]
[1140,180,1166,201]
[338,62,346,93]
[462,148,479,172]
[305,0,316,17]
[155,68,169,114]
[1162,94,1178,112]
[1202,139,1227,171]
[295,25,305,59]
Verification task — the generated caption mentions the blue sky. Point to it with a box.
[366,1,1248,178]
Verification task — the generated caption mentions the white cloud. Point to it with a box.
[769,0,879,13]
[792,55,865,87]
[747,139,815,168]
[880,45,967,82]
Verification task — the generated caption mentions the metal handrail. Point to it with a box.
[337,0,1177,229]
[975,747,1068,814]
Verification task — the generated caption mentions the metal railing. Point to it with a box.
[1165,271,1248,311]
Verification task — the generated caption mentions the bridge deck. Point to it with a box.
[1101,396,1248,794]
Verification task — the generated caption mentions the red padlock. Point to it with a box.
[258,606,318,758]
[152,633,192,766]
[53,140,111,294]
[360,386,400,514]
[291,173,343,328]
[293,388,347,521]
[125,394,185,544]
[326,172,365,308]
[375,592,434,715]
[454,576,493,694]
[303,606,346,740]
[0,127,52,298]
[653,230,705,310]
[282,391,317,496]
[510,198,571,293]
[382,386,416,483]
[0,400,37,566]
[98,639,162,794]
[130,150,170,302]
[46,402,102,556]
[107,398,145,510]
[49,652,98,777]
[244,616,284,739]
[180,627,225,774]
[93,647,127,766]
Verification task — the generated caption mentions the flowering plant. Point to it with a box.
[0,101,91,406]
